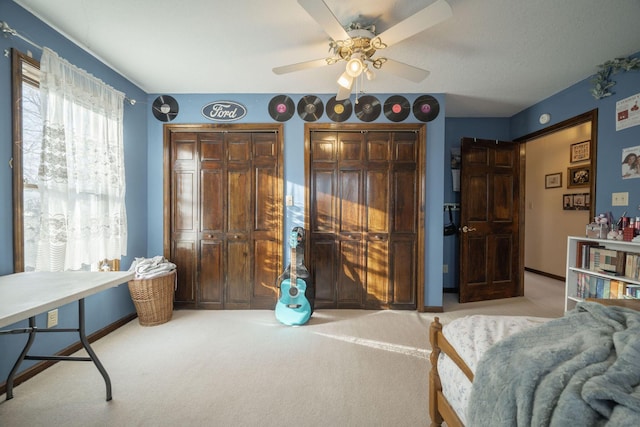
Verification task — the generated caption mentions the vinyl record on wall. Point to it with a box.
[383,95,410,122]
[326,96,352,122]
[354,95,381,122]
[268,95,295,122]
[297,95,324,121]
[152,95,179,122]
[412,95,440,122]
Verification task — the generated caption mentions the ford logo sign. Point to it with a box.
[202,101,247,122]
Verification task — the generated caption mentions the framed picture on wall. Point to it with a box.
[621,145,640,179]
[567,165,591,188]
[573,193,587,210]
[570,140,590,163]
[563,194,574,210]
[545,172,562,189]
[563,192,590,210]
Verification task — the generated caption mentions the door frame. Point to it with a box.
[515,109,598,280]
[515,109,598,221]
[303,122,427,311]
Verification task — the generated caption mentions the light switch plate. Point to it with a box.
[612,192,629,206]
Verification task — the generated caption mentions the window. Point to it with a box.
[12,49,40,272]
[12,49,123,272]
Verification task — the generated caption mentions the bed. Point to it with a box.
[428,298,640,427]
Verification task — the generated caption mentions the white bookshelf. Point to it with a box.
[565,236,640,311]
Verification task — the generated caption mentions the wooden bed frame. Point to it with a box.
[429,316,467,427]
[428,298,640,427]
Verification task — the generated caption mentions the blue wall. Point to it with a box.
[0,2,148,382]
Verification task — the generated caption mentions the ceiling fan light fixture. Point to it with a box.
[346,57,364,77]
[364,66,375,81]
[276,0,452,97]
[337,72,354,89]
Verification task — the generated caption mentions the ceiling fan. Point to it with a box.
[273,0,453,100]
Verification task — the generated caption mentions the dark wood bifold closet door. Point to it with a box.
[166,125,283,309]
[308,130,420,309]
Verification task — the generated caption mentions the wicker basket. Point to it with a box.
[128,270,176,326]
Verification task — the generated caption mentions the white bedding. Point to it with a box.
[438,315,551,425]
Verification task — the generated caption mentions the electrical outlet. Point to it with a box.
[612,192,629,206]
[47,309,58,328]
[285,195,293,206]
[443,264,448,273]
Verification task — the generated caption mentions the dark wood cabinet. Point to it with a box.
[165,125,283,309]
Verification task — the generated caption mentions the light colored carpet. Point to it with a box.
[0,272,565,426]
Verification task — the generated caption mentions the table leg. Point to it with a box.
[78,298,112,401]
[4,299,113,401]
[5,317,37,400]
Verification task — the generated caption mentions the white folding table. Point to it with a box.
[0,271,135,401]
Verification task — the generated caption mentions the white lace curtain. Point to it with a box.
[36,47,127,271]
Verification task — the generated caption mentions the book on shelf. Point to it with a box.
[589,247,626,275]
[592,275,598,298]
[625,284,640,299]
[610,280,623,299]
[573,240,640,278]
[575,273,639,300]
[595,277,605,298]
[577,273,589,298]
[575,241,594,268]
[576,241,603,269]
[603,279,611,298]
[625,253,640,280]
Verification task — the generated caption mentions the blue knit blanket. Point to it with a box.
[467,302,640,426]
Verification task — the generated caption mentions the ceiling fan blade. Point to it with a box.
[382,59,430,82]
[376,0,452,47]
[298,0,350,42]
[272,58,330,75]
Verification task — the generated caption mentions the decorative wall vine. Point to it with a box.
[591,56,640,99]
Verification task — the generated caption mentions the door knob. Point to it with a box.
[461,225,477,233]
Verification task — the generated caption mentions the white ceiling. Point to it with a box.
[12,0,640,117]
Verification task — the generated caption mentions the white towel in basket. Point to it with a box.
[128,256,176,279]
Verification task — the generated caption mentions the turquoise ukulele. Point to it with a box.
[275,228,311,326]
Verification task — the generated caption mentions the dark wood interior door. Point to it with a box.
[307,127,422,310]
[459,137,522,302]
[165,125,282,309]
